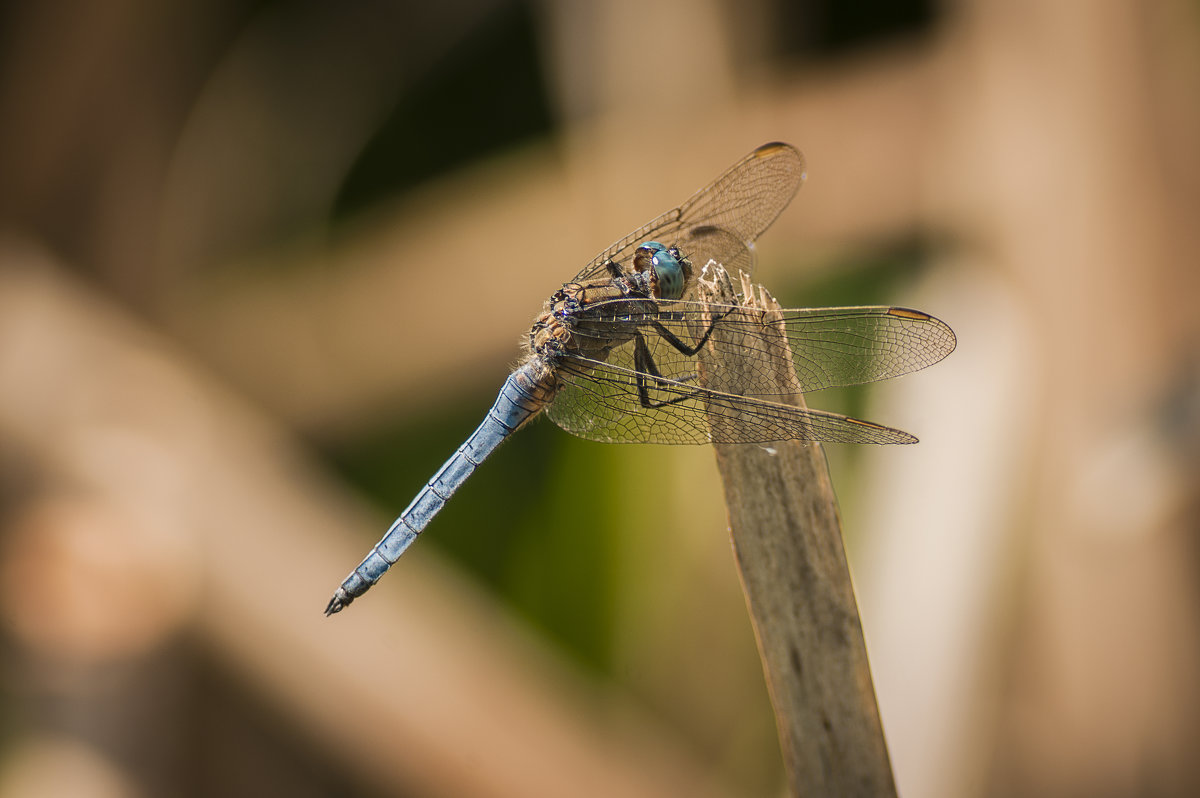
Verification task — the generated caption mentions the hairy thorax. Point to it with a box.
[527,274,647,361]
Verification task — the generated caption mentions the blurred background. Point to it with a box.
[1,0,1198,796]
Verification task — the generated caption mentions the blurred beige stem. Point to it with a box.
[699,268,896,798]
[0,247,735,798]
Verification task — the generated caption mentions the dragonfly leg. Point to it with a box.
[633,331,703,409]
[632,311,732,408]
[647,310,728,356]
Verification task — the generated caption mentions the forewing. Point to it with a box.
[570,142,805,285]
[569,301,957,394]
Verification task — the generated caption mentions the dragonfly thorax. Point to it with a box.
[526,248,677,363]
[527,278,623,360]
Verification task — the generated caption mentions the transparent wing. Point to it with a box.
[565,301,957,395]
[548,355,916,445]
[546,302,953,445]
[570,142,806,286]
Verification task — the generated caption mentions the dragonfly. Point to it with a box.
[326,142,956,615]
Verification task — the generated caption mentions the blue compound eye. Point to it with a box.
[639,241,686,300]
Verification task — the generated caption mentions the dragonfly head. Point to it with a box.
[634,242,691,300]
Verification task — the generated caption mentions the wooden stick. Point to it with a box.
[698,267,897,797]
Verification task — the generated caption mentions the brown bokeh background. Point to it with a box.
[1,1,1198,796]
